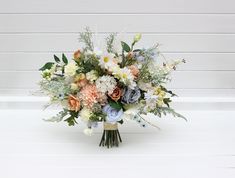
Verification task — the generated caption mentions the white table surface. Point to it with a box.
[0,110,234,178]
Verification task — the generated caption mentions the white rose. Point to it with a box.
[79,108,92,121]
[64,62,78,77]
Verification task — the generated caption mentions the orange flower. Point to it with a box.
[109,86,122,102]
[128,65,139,79]
[68,95,81,112]
[73,49,81,61]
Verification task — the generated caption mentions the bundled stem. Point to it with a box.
[99,123,122,148]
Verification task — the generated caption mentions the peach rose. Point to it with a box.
[73,49,81,61]
[128,65,139,79]
[68,95,81,112]
[108,86,122,102]
[74,74,88,88]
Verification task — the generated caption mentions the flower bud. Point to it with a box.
[73,49,81,61]
[134,33,142,43]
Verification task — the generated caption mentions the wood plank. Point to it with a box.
[1,89,235,98]
[0,34,234,52]
[1,14,235,33]
[0,71,234,89]
[1,52,234,71]
[0,0,234,13]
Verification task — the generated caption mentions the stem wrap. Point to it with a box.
[99,122,122,148]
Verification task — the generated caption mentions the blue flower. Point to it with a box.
[102,104,123,123]
[122,87,141,104]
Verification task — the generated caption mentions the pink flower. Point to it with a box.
[128,65,139,79]
[79,84,104,108]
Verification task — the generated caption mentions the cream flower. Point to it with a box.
[86,70,98,82]
[70,83,78,90]
[79,107,92,121]
[64,62,78,77]
[41,69,52,80]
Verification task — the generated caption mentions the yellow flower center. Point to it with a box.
[103,56,109,63]
[122,73,127,79]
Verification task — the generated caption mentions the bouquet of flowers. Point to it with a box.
[39,28,186,148]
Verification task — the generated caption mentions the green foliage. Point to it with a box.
[39,62,54,71]
[43,109,69,122]
[62,53,68,64]
[64,116,77,126]
[121,41,131,52]
[152,107,187,121]
[79,27,94,51]
[64,110,79,126]
[76,56,103,75]
[106,33,117,55]
[163,98,171,107]
[160,86,177,97]
[117,120,124,124]
[90,111,106,122]
[54,55,60,63]
[108,100,123,111]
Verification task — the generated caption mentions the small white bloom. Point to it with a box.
[95,75,117,94]
[83,128,93,136]
[144,90,158,100]
[138,80,153,91]
[144,90,158,111]
[64,62,78,77]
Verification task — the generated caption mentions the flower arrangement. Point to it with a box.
[39,28,186,148]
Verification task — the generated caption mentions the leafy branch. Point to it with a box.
[79,27,94,51]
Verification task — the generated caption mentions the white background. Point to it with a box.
[0,0,235,178]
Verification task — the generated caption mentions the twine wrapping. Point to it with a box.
[103,123,118,130]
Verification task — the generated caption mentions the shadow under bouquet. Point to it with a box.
[39,28,186,148]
